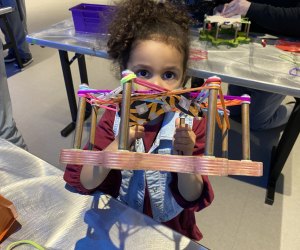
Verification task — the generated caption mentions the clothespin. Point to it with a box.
[207,23,212,31]
[261,39,267,47]
[177,117,186,156]
[180,117,185,128]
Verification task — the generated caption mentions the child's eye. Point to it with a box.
[136,70,151,78]
[163,71,176,80]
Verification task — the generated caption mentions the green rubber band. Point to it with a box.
[6,240,45,250]
[120,73,136,85]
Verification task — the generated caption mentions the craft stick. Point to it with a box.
[119,80,132,150]
[203,19,207,32]
[178,117,185,155]
[88,106,98,150]
[73,96,86,149]
[204,81,220,156]
[241,94,251,160]
[246,21,250,38]
[215,24,219,40]
[60,149,263,177]
[180,117,185,127]
[222,114,229,158]
[234,25,238,43]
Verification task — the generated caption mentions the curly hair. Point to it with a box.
[107,0,191,73]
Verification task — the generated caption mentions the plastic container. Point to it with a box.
[69,3,115,34]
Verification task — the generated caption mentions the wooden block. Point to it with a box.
[0,194,18,241]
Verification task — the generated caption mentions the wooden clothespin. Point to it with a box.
[0,194,18,241]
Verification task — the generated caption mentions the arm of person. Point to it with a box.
[79,138,119,190]
[221,0,300,37]
[173,118,205,201]
[177,173,204,201]
[79,123,144,189]
[64,104,145,191]
[246,2,300,37]
[171,116,214,208]
[63,109,117,193]
[221,0,251,17]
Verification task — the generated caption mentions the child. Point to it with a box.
[64,0,214,241]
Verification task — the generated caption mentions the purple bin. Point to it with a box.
[69,3,116,34]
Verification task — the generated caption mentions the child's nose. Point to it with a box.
[151,76,164,87]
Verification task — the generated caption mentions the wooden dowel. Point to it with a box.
[241,94,250,160]
[118,80,132,150]
[73,97,86,149]
[88,106,98,150]
[222,114,229,158]
[204,82,220,156]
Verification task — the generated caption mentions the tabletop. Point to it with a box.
[0,138,206,250]
[27,19,300,98]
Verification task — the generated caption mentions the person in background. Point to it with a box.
[221,0,300,38]
[0,37,27,149]
[217,0,300,130]
[0,0,33,67]
[171,0,217,27]
[64,0,214,241]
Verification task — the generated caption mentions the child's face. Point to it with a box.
[127,40,184,91]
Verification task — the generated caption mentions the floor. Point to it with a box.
[5,1,300,249]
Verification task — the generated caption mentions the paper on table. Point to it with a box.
[207,13,241,25]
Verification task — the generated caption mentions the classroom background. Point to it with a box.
[3,0,300,249]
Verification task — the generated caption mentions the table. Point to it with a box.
[26,19,300,205]
[0,138,207,249]
[26,19,109,137]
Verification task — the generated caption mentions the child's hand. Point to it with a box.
[173,119,196,156]
[128,125,145,145]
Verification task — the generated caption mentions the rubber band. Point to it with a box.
[189,49,208,60]
[75,74,251,133]
[78,89,112,94]
[218,87,230,129]
[289,67,300,77]
[134,78,169,92]
[120,70,137,85]
[6,240,45,250]
[79,84,247,109]
[221,95,251,102]
[120,70,168,92]
[205,76,222,83]
[134,90,161,94]
[241,94,251,104]
[79,83,89,90]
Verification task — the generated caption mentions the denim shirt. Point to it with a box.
[112,112,193,222]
